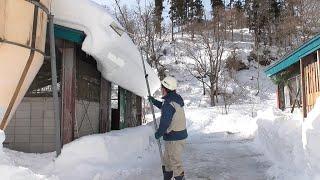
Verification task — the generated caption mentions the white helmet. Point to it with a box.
[161,76,177,91]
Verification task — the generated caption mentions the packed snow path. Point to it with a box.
[119,130,271,180]
[184,132,270,180]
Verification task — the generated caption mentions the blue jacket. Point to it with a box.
[152,92,188,141]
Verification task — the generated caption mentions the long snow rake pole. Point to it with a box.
[109,23,165,170]
[140,49,165,167]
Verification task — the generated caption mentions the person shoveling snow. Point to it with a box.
[149,76,188,180]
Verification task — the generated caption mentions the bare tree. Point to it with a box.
[183,16,226,106]
[183,41,209,96]
[113,0,168,79]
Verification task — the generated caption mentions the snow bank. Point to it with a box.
[52,0,160,97]
[47,125,160,180]
[0,130,4,148]
[0,131,53,180]
[255,98,320,180]
[303,98,320,179]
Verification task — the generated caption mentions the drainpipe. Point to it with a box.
[49,14,61,157]
[300,58,307,119]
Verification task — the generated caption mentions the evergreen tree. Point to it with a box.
[193,0,204,22]
[185,0,193,21]
[169,0,187,38]
[211,0,224,15]
[176,0,186,26]
[169,0,178,41]
[233,0,244,12]
[154,0,164,36]
[269,0,282,22]
[245,0,286,46]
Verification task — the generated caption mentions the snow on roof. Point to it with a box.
[265,34,320,77]
[52,0,160,97]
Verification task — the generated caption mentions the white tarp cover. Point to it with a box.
[0,0,50,128]
[52,0,161,97]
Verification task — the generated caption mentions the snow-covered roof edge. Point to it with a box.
[52,0,161,97]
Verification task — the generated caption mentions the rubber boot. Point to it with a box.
[162,166,173,180]
[174,172,185,180]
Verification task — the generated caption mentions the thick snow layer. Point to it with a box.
[52,0,160,97]
[303,98,320,179]
[255,98,320,180]
[254,108,306,179]
[43,125,160,180]
[0,131,54,180]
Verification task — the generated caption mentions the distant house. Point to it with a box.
[265,34,320,118]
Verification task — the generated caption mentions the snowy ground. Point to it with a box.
[1,103,274,180]
[185,131,268,180]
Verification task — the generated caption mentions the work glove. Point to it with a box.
[148,96,156,104]
[154,132,161,140]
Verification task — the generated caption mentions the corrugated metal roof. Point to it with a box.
[265,34,320,77]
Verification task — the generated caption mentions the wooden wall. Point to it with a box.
[61,41,76,145]
[300,51,320,117]
[304,59,320,114]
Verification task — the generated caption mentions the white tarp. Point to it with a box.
[52,0,161,97]
[0,0,50,128]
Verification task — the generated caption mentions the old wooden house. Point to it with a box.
[265,34,320,118]
[3,25,144,153]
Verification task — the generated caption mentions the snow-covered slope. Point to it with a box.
[52,0,160,97]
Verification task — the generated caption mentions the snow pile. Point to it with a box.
[255,98,320,180]
[46,125,160,180]
[0,131,53,180]
[53,0,160,97]
[0,130,17,166]
[254,108,306,179]
[0,130,7,161]
[303,98,320,179]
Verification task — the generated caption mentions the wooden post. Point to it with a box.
[136,96,142,126]
[118,87,126,129]
[317,50,320,86]
[125,91,133,127]
[99,78,111,133]
[61,41,76,144]
[300,58,307,118]
[278,83,285,110]
[276,84,281,109]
